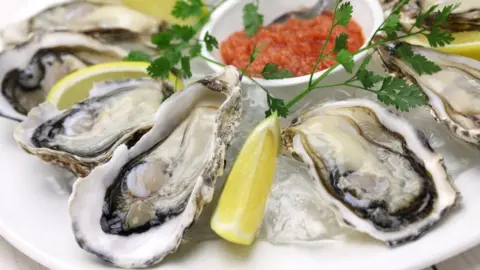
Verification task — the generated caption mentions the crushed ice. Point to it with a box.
[41,60,480,245]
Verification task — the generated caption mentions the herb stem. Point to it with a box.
[199,55,225,66]
[308,0,340,87]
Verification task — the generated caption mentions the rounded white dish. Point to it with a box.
[2,1,480,270]
[3,115,480,270]
[200,0,384,102]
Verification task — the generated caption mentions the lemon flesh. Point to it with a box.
[46,62,182,110]
[121,0,208,25]
[405,31,480,60]
[211,113,281,245]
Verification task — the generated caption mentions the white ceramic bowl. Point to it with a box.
[200,0,384,104]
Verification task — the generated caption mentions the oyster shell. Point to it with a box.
[14,77,174,177]
[1,0,166,47]
[376,41,480,146]
[68,66,243,268]
[282,99,459,246]
[381,0,480,32]
[0,31,129,121]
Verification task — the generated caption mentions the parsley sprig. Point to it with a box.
[131,0,458,118]
[262,0,457,116]
[125,0,221,80]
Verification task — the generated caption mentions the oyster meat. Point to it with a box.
[1,0,166,47]
[376,41,480,146]
[68,66,243,268]
[0,31,129,121]
[282,99,459,246]
[14,77,174,177]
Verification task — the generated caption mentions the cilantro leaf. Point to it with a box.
[171,25,196,41]
[148,57,171,78]
[333,33,348,53]
[433,3,460,26]
[352,54,383,88]
[189,42,202,57]
[424,28,454,47]
[357,70,383,89]
[415,5,437,27]
[396,43,441,75]
[171,0,204,19]
[336,49,354,73]
[243,3,264,37]
[358,53,373,72]
[124,51,152,62]
[203,31,219,51]
[164,50,181,66]
[181,56,192,78]
[380,14,400,39]
[391,0,409,14]
[266,95,288,118]
[261,63,293,79]
[335,2,353,26]
[376,77,428,112]
[250,43,266,63]
[151,32,173,49]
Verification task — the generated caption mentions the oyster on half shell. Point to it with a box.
[380,0,480,32]
[1,0,166,48]
[0,31,129,121]
[376,41,480,146]
[68,66,243,268]
[14,77,174,177]
[282,99,459,246]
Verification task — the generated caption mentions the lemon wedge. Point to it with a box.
[46,61,182,110]
[404,31,480,60]
[121,0,209,25]
[211,112,281,245]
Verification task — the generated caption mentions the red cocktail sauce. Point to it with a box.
[220,11,365,78]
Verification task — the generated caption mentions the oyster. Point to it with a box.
[376,41,480,146]
[68,66,243,268]
[282,99,459,246]
[14,77,174,177]
[381,0,480,32]
[0,31,129,121]
[1,0,166,47]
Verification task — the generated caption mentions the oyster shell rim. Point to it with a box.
[282,98,460,247]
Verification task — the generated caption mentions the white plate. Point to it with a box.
[2,1,480,270]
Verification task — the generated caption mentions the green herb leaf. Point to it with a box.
[333,33,349,53]
[376,77,428,112]
[203,31,219,51]
[424,28,454,47]
[123,51,152,62]
[358,53,372,72]
[357,70,383,89]
[433,3,460,26]
[189,42,202,57]
[336,49,354,73]
[151,32,174,49]
[147,57,171,78]
[391,0,409,14]
[396,43,441,74]
[266,95,288,118]
[164,50,182,66]
[335,2,353,26]
[261,63,294,79]
[181,56,192,78]
[171,25,197,41]
[250,43,266,63]
[415,5,437,27]
[380,14,400,39]
[171,0,204,19]
[243,3,264,37]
